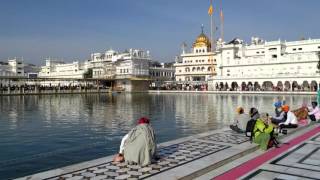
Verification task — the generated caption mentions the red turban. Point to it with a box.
[138,117,150,124]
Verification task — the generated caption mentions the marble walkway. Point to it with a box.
[17,124,319,180]
[195,123,320,180]
[18,128,256,180]
[241,126,320,180]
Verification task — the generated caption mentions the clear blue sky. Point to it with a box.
[0,0,319,64]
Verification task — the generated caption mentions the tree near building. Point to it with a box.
[84,68,93,79]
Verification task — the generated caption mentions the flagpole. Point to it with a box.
[220,0,224,42]
[210,1,215,52]
[209,0,215,78]
[211,13,213,52]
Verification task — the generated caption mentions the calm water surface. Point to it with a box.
[0,93,315,179]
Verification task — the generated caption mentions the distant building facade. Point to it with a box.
[149,62,175,89]
[37,48,174,89]
[209,37,320,91]
[0,58,25,77]
[90,48,151,79]
[24,63,40,78]
[149,62,174,80]
[39,58,90,79]
[174,28,217,83]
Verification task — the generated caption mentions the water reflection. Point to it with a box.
[0,93,316,179]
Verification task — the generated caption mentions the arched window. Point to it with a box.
[201,67,205,71]
[208,67,212,71]
[197,67,201,71]
[192,67,196,71]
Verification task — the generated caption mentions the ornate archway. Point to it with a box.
[302,81,310,91]
[262,81,273,91]
[254,82,261,91]
[311,81,318,91]
[284,81,291,91]
[247,82,253,91]
[225,82,229,90]
[241,82,247,91]
[277,81,283,91]
[219,82,224,90]
[292,81,299,91]
[231,82,239,91]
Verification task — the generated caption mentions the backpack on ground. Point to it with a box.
[245,118,256,142]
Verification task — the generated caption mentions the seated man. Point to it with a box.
[271,104,286,125]
[114,117,157,166]
[273,100,283,117]
[279,105,298,129]
[253,113,275,150]
[249,107,260,121]
[230,107,250,133]
[308,101,320,122]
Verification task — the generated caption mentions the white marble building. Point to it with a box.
[0,58,24,77]
[149,62,175,88]
[174,28,217,83]
[37,48,174,89]
[209,37,320,91]
[0,62,15,77]
[39,58,90,79]
[91,48,151,79]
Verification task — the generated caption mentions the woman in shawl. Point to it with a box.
[253,113,275,150]
[114,117,157,166]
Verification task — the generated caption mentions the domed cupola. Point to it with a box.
[193,26,211,49]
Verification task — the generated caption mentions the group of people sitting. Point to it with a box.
[230,100,320,150]
[111,101,319,166]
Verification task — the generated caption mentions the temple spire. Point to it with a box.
[201,24,204,34]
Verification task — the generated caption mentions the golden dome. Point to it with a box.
[193,31,211,48]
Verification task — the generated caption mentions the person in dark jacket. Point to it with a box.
[249,107,260,121]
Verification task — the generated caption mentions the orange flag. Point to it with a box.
[208,0,213,16]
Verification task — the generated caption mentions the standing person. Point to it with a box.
[253,113,275,150]
[114,117,157,166]
[279,105,298,129]
[308,101,320,122]
[230,107,250,133]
